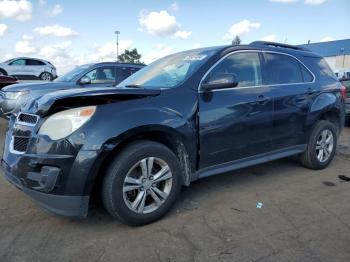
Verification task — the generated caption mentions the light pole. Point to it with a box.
[115,30,120,61]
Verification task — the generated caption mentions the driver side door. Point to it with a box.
[198,51,274,169]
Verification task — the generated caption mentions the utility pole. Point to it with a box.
[115,30,120,61]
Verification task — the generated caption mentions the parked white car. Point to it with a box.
[0,57,57,81]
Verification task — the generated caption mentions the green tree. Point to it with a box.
[232,36,242,45]
[117,48,144,64]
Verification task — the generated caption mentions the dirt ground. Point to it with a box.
[0,119,349,262]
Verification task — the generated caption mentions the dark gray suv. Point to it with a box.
[0,62,144,118]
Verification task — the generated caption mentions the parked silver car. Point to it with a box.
[0,57,57,81]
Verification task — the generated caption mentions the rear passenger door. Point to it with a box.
[263,52,316,150]
[26,59,45,77]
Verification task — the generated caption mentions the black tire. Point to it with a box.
[39,72,53,81]
[0,69,7,76]
[102,141,182,226]
[300,120,338,170]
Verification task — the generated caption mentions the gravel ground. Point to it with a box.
[0,118,349,262]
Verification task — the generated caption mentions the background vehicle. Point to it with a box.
[340,77,350,125]
[0,75,17,89]
[0,57,57,81]
[1,42,345,226]
[0,62,144,118]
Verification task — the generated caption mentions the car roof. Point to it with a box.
[220,41,321,58]
[8,57,50,63]
[91,62,145,68]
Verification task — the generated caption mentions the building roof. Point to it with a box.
[299,39,350,57]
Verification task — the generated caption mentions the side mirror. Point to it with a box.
[79,76,91,85]
[201,73,238,91]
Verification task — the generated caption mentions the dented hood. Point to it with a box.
[24,87,161,116]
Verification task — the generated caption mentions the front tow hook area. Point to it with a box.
[27,166,61,192]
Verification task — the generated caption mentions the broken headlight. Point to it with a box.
[38,106,96,140]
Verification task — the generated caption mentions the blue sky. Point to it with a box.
[0,0,349,74]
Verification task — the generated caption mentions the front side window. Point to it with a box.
[9,59,26,66]
[55,64,92,82]
[264,53,303,85]
[204,52,262,88]
[84,66,116,84]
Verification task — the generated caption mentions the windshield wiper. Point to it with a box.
[125,84,142,88]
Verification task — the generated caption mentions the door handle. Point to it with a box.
[256,94,270,104]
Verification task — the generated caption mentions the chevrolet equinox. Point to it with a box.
[1,41,346,225]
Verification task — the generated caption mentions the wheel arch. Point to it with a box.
[85,125,196,197]
[0,68,8,75]
[309,92,345,134]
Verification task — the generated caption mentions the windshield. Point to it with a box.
[118,48,218,89]
[55,64,92,82]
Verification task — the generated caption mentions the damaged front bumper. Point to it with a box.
[1,114,99,218]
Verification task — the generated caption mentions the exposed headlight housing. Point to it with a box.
[4,91,28,100]
[38,106,96,140]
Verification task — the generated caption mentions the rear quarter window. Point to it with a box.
[304,56,337,80]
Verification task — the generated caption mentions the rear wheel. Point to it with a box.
[102,141,182,226]
[300,120,337,170]
[39,72,53,81]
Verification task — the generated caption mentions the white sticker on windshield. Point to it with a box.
[183,55,207,61]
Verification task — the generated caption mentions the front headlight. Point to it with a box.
[4,91,28,100]
[38,106,96,140]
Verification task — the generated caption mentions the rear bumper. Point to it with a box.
[1,158,89,217]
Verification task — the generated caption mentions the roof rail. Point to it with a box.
[249,41,310,52]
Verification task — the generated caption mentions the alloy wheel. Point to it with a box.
[316,129,334,163]
[122,157,173,214]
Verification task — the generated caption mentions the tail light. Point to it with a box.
[340,85,347,100]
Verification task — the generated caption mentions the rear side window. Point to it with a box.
[26,59,45,66]
[264,53,303,84]
[204,52,262,87]
[117,67,141,83]
[306,57,337,80]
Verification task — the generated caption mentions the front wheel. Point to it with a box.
[102,141,182,226]
[39,72,53,81]
[300,120,338,170]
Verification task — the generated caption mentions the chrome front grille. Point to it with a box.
[16,113,39,126]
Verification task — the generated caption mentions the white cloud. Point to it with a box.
[305,0,327,5]
[91,40,134,61]
[169,2,179,12]
[139,10,191,39]
[38,0,46,6]
[39,41,72,59]
[261,34,277,42]
[34,25,78,37]
[0,24,8,36]
[139,10,179,36]
[224,20,261,40]
[269,0,298,3]
[320,36,334,42]
[174,30,192,39]
[0,0,32,21]
[48,4,63,17]
[15,35,37,54]
[22,34,33,40]
[144,44,174,64]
